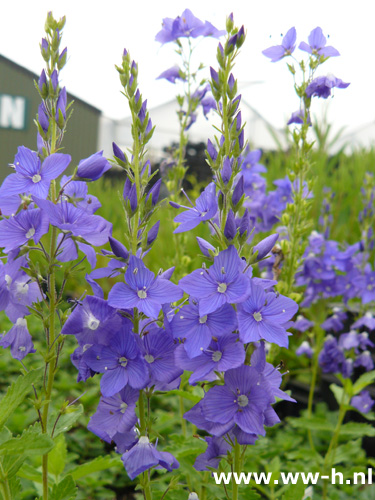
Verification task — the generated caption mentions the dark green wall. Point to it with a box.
[0,55,101,181]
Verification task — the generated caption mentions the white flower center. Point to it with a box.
[32,174,42,183]
[120,402,128,414]
[237,395,249,407]
[26,227,35,239]
[137,289,147,299]
[217,282,227,293]
[212,351,222,362]
[119,357,128,367]
[87,314,100,330]
[253,312,262,322]
[199,315,208,324]
[5,274,12,287]
[16,282,29,295]
[139,436,150,445]
[19,346,26,352]
[16,318,27,327]
[145,354,155,364]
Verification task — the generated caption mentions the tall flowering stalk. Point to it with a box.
[0,12,112,500]
[169,14,298,500]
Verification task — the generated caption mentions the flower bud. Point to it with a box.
[58,47,67,70]
[210,67,220,87]
[147,220,160,246]
[239,209,250,236]
[253,234,279,260]
[113,142,126,163]
[221,157,232,184]
[232,175,244,207]
[147,179,162,207]
[38,70,48,98]
[38,102,49,133]
[41,38,49,61]
[206,139,218,163]
[196,237,215,258]
[226,13,234,33]
[224,210,236,240]
[236,26,246,48]
[109,236,129,259]
[50,70,59,92]
[76,151,111,181]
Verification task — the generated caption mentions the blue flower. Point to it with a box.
[83,326,149,396]
[299,27,340,58]
[237,281,298,347]
[351,391,374,414]
[108,256,183,319]
[0,208,50,253]
[0,146,71,199]
[179,246,251,316]
[76,151,111,181]
[305,75,349,99]
[121,436,179,480]
[0,317,35,360]
[262,27,296,62]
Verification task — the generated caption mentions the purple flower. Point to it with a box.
[175,334,245,384]
[121,436,179,480]
[0,146,71,199]
[202,365,272,436]
[0,255,43,322]
[299,27,340,58]
[137,326,183,384]
[354,351,374,371]
[155,9,225,44]
[305,75,350,99]
[76,151,111,181]
[0,318,35,360]
[296,341,313,358]
[237,281,298,348]
[157,65,183,83]
[61,296,122,345]
[87,386,139,440]
[262,27,296,62]
[60,176,101,214]
[351,391,374,414]
[194,435,231,471]
[171,183,218,233]
[179,246,251,316]
[108,256,183,319]
[352,312,375,331]
[34,197,112,247]
[318,336,345,374]
[293,315,314,332]
[201,96,216,117]
[0,208,49,253]
[84,326,149,396]
[171,300,237,358]
[287,109,311,126]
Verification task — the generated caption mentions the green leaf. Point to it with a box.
[0,454,27,479]
[16,463,43,483]
[47,405,83,437]
[49,434,67,478]
[281,479,306,500]
[0,426,54,456]
[50,475,77,500]
[167,389,201,404]
[288,417,334,432]
[340,423,375,437]
[0,368,43,431]
[352,370,375,395]
[67,455,122,480]
[330,384,350,406]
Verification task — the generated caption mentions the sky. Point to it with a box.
[1,0,374,143]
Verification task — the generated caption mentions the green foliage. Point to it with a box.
[0,368,43,431]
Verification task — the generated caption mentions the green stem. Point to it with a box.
[232,439,241,500]
[0,482,11,500]
[179,395,187,438]
[322,396,347,499]
[41,180,58,500]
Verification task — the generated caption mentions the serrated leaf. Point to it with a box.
[49,434,67,478]
[47,405,83,437]
[0,427,54,456]
[67,455,122,480]
[352,370,375,395]
[50,475,77,500]
[340,422,375,437]
[1,454,27,479]
[0,368,43,431]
